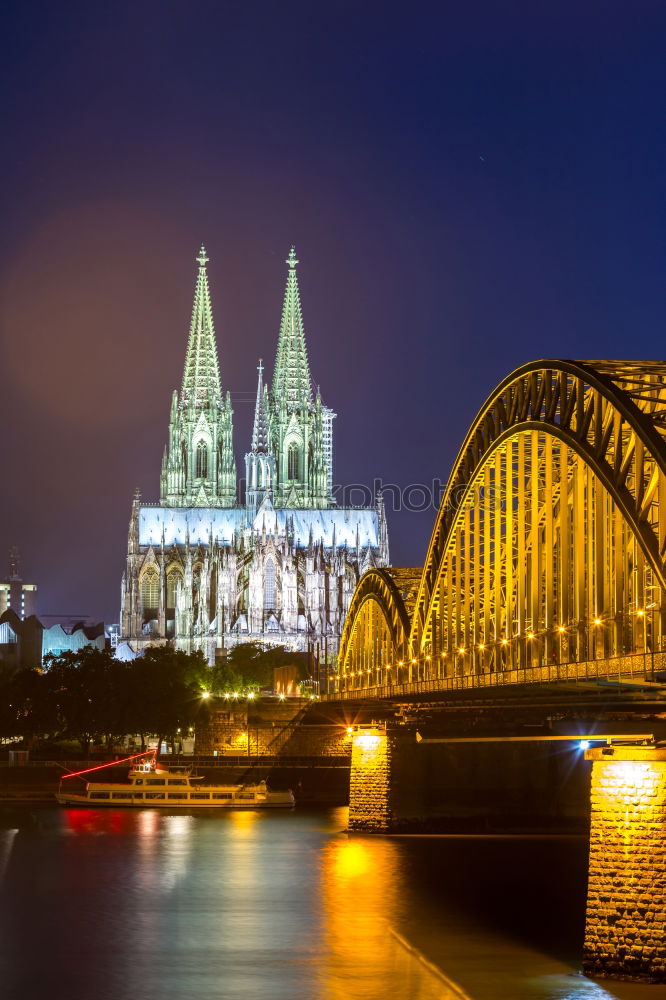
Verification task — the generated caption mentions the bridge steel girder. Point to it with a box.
[337,568,413,686]
[411,360,666,659]
[335,359,666,696]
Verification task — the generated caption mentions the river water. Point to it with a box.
[0,807,664,1000]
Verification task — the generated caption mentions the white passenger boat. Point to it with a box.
[56,751,295,809]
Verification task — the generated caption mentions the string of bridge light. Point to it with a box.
[341,605,658,679]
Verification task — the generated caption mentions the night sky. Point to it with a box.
[1,1,665,625]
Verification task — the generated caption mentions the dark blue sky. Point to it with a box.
[1,1,665,623]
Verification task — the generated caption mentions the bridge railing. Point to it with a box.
[328,649,666,700]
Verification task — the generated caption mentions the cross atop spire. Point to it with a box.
[251,358,270,453]
[181,245,222,408]
[272,246,312,408]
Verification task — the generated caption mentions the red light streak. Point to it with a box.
[60,749,156,780]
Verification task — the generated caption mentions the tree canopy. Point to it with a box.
[0,643,309,755]
[2,646,211,755]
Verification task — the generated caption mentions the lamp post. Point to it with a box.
[637,608,647,678]
[645,584,661,682]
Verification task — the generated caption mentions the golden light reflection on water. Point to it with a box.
[319,836,466,1000]
[228,809,260,835]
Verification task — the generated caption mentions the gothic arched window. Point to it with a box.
[264,560,276,610]
[287,443,299,480]
[166,569,182,609]
[141,568,159,614]
[196,441,208,479]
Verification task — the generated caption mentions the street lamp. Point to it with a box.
[637,609,647,677]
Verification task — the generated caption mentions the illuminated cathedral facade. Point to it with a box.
[120,247,388,661]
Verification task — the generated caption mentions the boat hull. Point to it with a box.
[56,793,294,809]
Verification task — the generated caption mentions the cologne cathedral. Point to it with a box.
[120,247,389,661]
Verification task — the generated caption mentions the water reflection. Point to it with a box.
[319,836,464,999]
[0,828,17,881]
[0,810,662,1000]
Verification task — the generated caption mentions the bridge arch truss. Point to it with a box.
[336,360,666,695]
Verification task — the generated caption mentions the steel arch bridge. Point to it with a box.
[334,360,666,699]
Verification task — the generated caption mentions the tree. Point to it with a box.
[43,647,118,755]
[122,647,209,752]
[0,667,57,747]
[222,643,303,690]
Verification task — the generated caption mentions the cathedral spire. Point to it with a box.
[181,245,222,409]
[251,360,270,453]
[272,247,312,408]
[245,359,275,509]
[162,247,236,508]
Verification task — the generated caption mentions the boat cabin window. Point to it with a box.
[167,779,187,786]
[212,793,233,799]
[190,792,210,799]
[134,778,143,785]
[90,792,110,799]
[112,792,132,799]
[145,792,165,800]
[168,792,188,799]
[146,778,165,786]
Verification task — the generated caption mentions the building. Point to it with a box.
[0,610,106,673]
[120,246,388,661]
[0,549,37,620]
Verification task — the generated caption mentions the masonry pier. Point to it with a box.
[348,724,426,832]
[583,745,666,983]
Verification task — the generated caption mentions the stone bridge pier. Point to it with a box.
[348,723,425,833]
[348,725,666,982]
[583,745,666,982]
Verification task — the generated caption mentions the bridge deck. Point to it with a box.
[326,649,666,702]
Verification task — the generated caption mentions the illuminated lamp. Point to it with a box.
[357,729,381,751]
